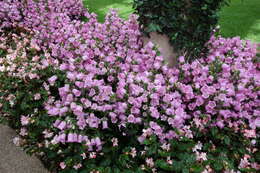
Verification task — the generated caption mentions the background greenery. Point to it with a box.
[83,0,134,22]
[219,0,260,43]
[132,0,230,60]
[84,0,260,43]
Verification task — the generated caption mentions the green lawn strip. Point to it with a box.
[219,0,260,43]
[83,0,133,22]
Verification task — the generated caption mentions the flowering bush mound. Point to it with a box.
[0,0,260,173]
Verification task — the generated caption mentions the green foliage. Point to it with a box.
[133,0,231,60]
[0,66,64,127]
[219,0,260,43]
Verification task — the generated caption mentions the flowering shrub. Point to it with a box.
[0,0,260,173]
[0,28,64,130]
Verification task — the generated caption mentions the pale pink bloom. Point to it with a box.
[42,130,53,138]
[152,168,157,173]
[244,129,256,138]
[146,158,154,168]
[32,56,40,62]
[21,116,30,126]
[34,93,41,100]
[81,153,87,159]
[28,73,38,79]
[47,107,60,116]
[161,143,171,151]
[251,162,260,170]
[60,162,66,169]
[102,121,108,129]
[196,152,207,161]
[130,147,137,158]
[192,141,202,152]
[111,137,118,147]
[57,121,66,130]
[167,156,173,165]
[20,128,28,136]
[13,137,22,146]
[238,157,250,169]
[48,75,58,86]
[89,152,97,159]
[73,163,82,170]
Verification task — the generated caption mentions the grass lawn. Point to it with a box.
[219,0,260,43]
[83,0,133,22]
[84,0,260,43]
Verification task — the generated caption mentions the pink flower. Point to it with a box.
[150,107,160,119]
[238,157,250,169]
[179,56,185,63]
[146,158,154,168]
[47,107,60,116]
[87,114,100,128]
[48,75,57,86]
[60,162,66,169]
[20,128,28,136]
[111,137,118,147]
[196,152,207,161]
[59,107,68,115]
[161,143,170,151]
[34,93,41,100]
[244,129,256,138]
[21,116,30,126]
[102,121,108,129]
[57,121,66,130]
[81,153,87,159]
[67,133,75,143]
[167,156,173,165]
[127,114,136,123]
[72,89,81,97]
[57,134,66,143]
[89,152,96,159]
[13,137,22,146]
[73,163,82,170]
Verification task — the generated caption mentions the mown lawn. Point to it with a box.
[83,0,133,22]
[84,0,260,43]
[219,0,260,43]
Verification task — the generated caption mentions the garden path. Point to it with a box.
[0,125,49,173]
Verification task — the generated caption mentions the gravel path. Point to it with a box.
[0,125,49,173]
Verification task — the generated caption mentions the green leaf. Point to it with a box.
[147,23,161,32]
[100,158,111,167]
[182,168,189,173]
[155,160,175,171]
[224,136,230,145]
[210,127,218,136]
[191,164,204,173]
[213,160,223,171]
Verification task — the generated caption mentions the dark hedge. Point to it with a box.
[133,0,231,61]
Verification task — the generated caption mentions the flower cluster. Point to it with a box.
[0,29,58,79]
[0,0,259,172]
[178,36,260,132]
[0,0,22,28]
